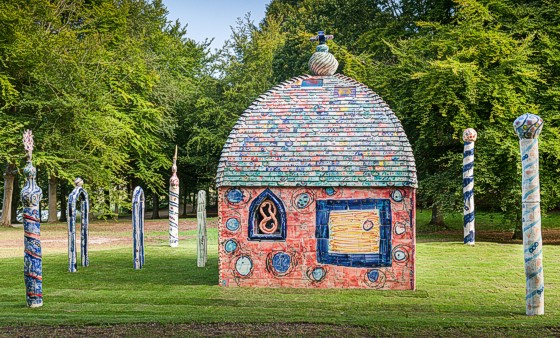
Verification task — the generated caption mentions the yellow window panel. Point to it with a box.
[328,210,381,254]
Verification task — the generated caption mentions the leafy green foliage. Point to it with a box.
[1,0,560,220]
[0,0,205,215]
[259,0,560,222]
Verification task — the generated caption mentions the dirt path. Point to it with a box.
[2,218,559,259]
[0,218,218,258]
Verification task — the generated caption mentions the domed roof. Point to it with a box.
[216,74,417,188]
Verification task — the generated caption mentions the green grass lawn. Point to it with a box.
[0,218,559,336]
[416,209,560,232]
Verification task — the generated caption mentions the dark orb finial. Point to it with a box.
[310,31,334,45]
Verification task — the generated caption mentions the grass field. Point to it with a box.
[0,213,559,336]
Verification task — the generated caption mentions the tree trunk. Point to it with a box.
[181,188,188,217]
[429,204,446,230]
[151,193,160,219]
[59,181,68,222]
[48,175,58,222]
[1,164,16,226]
[191,192,195,213]
[114,202,119,220]
[11,176,20,224]
[512,222,523,240]
[512,208,523,240]
[104,189,110,217]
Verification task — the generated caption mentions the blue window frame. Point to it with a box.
[248,189,287,241]
[316,198,392,267]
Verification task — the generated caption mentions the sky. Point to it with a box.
[162,0,271,50]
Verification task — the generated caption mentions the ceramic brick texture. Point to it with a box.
[218,186,416,290]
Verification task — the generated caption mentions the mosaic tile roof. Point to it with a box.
[216,74,417,188]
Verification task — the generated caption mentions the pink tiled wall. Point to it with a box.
[218,186,416,290]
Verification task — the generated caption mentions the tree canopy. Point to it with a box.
[1,0,559,228]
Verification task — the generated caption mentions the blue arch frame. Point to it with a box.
[67,186,89,272]
[248,189,287,241]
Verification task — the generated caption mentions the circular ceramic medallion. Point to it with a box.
[296,193,311,209]
[394,250,407,261]
[227,189,244,203]
[325,187,336,196]
[271,252,291,274]
[390,189,404,202]
[362,220,375,232]
[235,256,253,276]
[392,245,410,263]
[291,188,315,213]
[364,269,386,289]
[224,239,238,253]
[394,222,407,235]
[307,266,326,282]
[226,218,240,232]
[367,269,380,283]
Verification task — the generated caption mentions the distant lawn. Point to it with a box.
[0,216,559,336]
[416,208,560,232]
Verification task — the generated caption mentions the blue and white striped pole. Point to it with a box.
[169,145,179,247]
[21,130,43,307]
[514,113,544,316]
[132,186,145,269]
[462,128,477,245]
[67,177,90,272]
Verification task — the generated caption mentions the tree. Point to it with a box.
[347,0,560,230]
[0,0,205,220]
[175,14,285,191]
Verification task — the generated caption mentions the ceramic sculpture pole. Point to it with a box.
[513,113,544,316]
[21,130,43,307]
[462,128,477,245]
[169,145,179,247]
[132,186,145,269]
[197,190,207,267]
[67,177,90,272]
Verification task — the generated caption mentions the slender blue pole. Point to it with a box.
[132,186,145,269]
[462,128,477,245]
[22,130,43,307]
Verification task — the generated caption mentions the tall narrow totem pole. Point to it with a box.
[462,128,477,245]
[197,190,207,267]
[514,113,544,316]
[169,145,179,247]
[22,130,43,307]
[67,177,90,272]
[132,186,145,269]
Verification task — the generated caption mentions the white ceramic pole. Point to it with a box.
[169,145,179,247]
[462,128,477,245]
[132,186,145,269]
[197,190,207,267]
[514,113,544,316]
